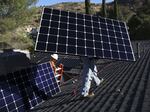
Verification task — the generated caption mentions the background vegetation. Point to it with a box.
[0,0,38,50]
[0,0,150,50]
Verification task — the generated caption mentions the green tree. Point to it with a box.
[128,13,150,40]
[0,0,37,18]
[101,0,107,17]
[128,15,142,40]
[127,0,150,40]
[85,0,91,14]
[114,0,119,19]
[0,0,38,33]
[113,0,123,20]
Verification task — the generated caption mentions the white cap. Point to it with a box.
[51,54,58,60]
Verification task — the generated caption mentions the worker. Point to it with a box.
[81,57,104,98]
[49,53,64,84]
[49,54,58,74]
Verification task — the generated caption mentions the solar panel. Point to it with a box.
[35,8,135,61]
[0,62,61,112]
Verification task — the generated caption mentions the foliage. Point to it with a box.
[114,0,119,19]
[127,2,150,40]
[0,0,38,33]
[99,0,123,20]
[0,0,38,50]
[0,0,150,51]
[85,0,91,14]
[1,28,34,50]
[0,0,37,17]
[128,16,150,40]
[0,18,16,33]
[101,0,107,17]
[128,15,142,40]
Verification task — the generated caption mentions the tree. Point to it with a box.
[0,0,38,33]
[114,0,119,19]
[127,15,142,39]
[85,0,91,14]
[128,15,150,40]
[101,0,107,17]
[112,0,123,20]
[0,0,37,17]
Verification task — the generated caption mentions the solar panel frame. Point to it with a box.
[35,8,135,61]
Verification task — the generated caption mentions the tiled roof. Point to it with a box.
[30,50,150,112]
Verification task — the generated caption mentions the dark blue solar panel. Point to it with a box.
[35,8,135,61]
[0,62,60,112]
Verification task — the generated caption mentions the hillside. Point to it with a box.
[51,2,101,14]
[0,1,149,50]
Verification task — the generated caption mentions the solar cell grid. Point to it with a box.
[35,8,135,61]
[0,62,61,112]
